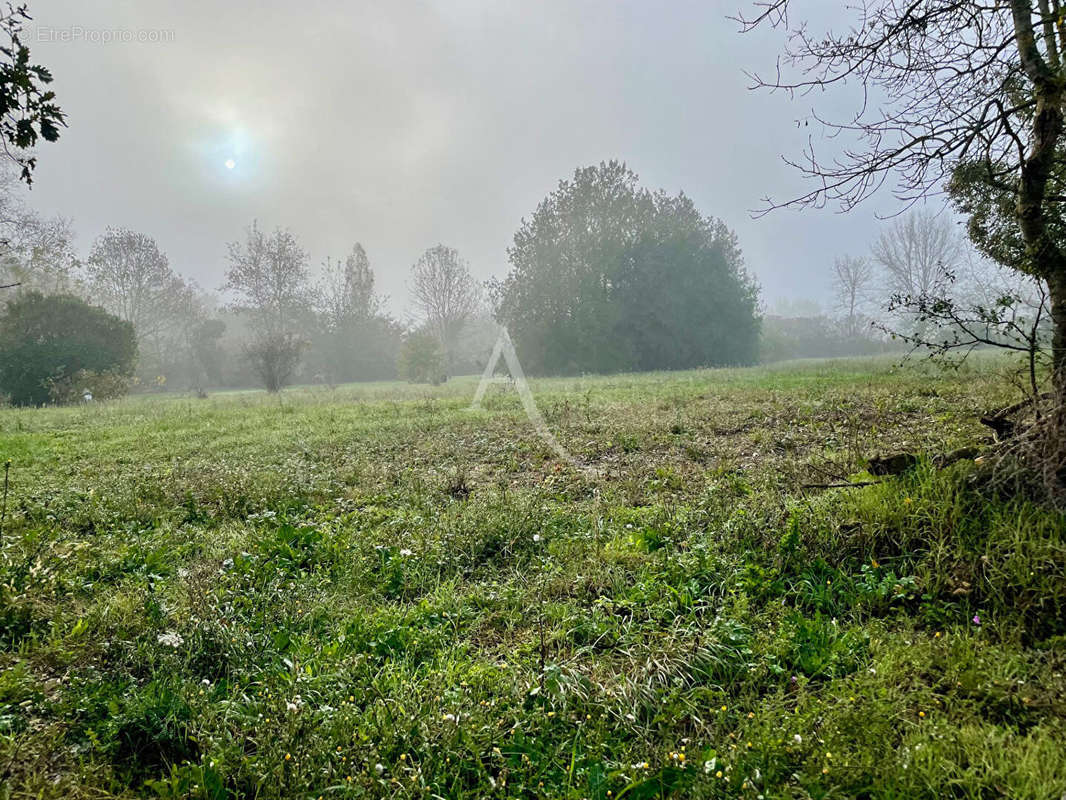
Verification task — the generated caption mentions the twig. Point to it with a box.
[0,459,9,545]
[985,392,1052,422]
[801,480,881,489]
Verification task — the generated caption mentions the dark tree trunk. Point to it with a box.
[1010,2,1066,404]
[1051,275,1066,393]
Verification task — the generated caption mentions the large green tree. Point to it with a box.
[0,292,136,405]
[492,161,760,374]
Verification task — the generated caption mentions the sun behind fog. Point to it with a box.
[224,158,236,170]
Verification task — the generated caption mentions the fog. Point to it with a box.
[24,0,887,313]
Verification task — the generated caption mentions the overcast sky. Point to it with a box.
[23,0,901,316]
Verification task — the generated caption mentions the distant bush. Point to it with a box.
[244,331,306,393]
[760,314,894,363]
[46,368,131,404]
[397,329,445,384]
[0,291,136,406]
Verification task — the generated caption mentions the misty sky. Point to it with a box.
[24,1,903,316]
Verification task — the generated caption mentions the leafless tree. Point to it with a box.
[224,221,310,335]
[410,244,480,373]
[737,2,1066,390]
[871,211,961,301]
[86,227,187,341]
[0,168,79,295]
[832,254,875,336]
[738,2,1066,488]
[224,221,311,391]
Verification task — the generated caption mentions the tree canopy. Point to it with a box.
[0,291,136,405]
[0,3,64,184]
[492,161,760,375]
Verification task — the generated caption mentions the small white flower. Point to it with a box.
[221,558,234,570]
[374,763,385,775]
[399,548,413,557]
[157,631,184,648]
[793,734,802,744]
[532,534,542,543]
[442,713,456,723]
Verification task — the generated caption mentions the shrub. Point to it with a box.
[244,331,306,392]
[397,329,445,384]
[0,291,136,406]
[46,368,131,404]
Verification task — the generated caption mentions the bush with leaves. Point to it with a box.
[397,329,445,384]
[0,291,136,406]
[45,368,131,404]
[243,331,306,393]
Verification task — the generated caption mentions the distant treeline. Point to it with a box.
[3,159,1036,403]
[760,315,895,363]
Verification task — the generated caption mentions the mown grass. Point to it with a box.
[1,355,1064,799]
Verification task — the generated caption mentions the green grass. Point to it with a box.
[0,356,1063,799]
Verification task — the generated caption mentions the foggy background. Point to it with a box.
[22,0,887,314]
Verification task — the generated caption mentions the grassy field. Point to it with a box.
[1,357,1064,799]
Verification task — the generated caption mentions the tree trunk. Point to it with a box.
[1052,274,1066,395]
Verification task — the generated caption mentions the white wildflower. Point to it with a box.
[532,534,542,543]
[399,548,413,557]
[374,763,384,775]
[793,734,802,744]
[157,631,184,648]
